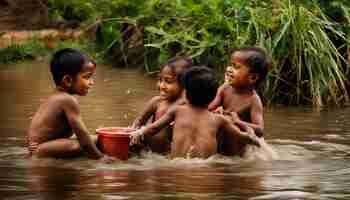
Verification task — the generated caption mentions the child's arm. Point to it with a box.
[208,85,224,111]
[249,96,264,135]
[220,115,260,147]
[131,96,159,128]
[130,106,176,145]
[226,96,264,137]
[63,96,104,159]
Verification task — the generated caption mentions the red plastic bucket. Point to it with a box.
[96,127,134,160]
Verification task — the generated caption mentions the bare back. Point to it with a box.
[28,92,75,144]
[135,103,258,159]
[171,105,229,158]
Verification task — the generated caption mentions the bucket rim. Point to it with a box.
[96,127,134,138]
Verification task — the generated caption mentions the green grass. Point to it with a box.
[0,38,102,65]
[0,39,45,64]
[1,0,349,106]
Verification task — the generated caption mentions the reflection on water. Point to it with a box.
[1,60,350,200]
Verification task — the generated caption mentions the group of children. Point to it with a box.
[27,46,271,161]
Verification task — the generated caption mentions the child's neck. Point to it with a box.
[188,103,208,110]
[233,85,255,94]
[54,86,71,94]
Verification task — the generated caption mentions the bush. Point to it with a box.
[0,39,45,64]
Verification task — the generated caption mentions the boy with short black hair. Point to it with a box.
[208,46,271,156]
[27,48,113,162]
[130,66,260,159]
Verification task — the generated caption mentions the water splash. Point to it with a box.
[243,138,279,161]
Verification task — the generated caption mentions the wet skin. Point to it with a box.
[27,61,109,160]
[208,52,264,156]
[131,103,259,159]
[132,65,185,154]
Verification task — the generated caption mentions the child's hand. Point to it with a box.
[100,155,117,163]
[129,122,140,129]
[228,111,240,123]
[245,127,261,147]
[129,128,145,146]
[234,119,248,131]
[213,107,224,114]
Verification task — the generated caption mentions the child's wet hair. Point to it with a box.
[50,48,89,85]
[182,66,218,107]
[232,47,271,86]
[160,56,193,83]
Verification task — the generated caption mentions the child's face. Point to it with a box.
[230,52,257,88]
[225,66,234,83]
[71,61,96,96]
[158,65,182,101]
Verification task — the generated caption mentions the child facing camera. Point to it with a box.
[131,57,193,154]
[209,47,271,156]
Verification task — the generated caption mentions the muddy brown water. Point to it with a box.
[0,60,349,200]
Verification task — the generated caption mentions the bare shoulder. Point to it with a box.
[251,91,263,108]
[48,92,79,109]
[57,92,77,103]
[147,95,163,107]
[176,103,188,110]
[219,83,232,92]
[150,95,163,103]
[170,104,191,118]
[219,83,234,97]
[170,103,185,113]
[175,96,187,106]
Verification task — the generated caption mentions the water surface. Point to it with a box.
[0,60,349,200]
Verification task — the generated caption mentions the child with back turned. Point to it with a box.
[131,57,193,154]
[27,48,113,162]
[130,66,260,159]
[208,47,271,156]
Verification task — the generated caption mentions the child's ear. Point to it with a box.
[62,75,73,88]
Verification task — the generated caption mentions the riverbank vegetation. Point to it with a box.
[0,0,349,106]
[0,38,97,64]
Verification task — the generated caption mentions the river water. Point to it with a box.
[0,60,349,200]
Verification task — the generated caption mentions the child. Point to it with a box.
[131,56,193,154]
[208,47,271,156]
[224,65,234,84]
[27,48,113,162]
[130,66,260,159]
